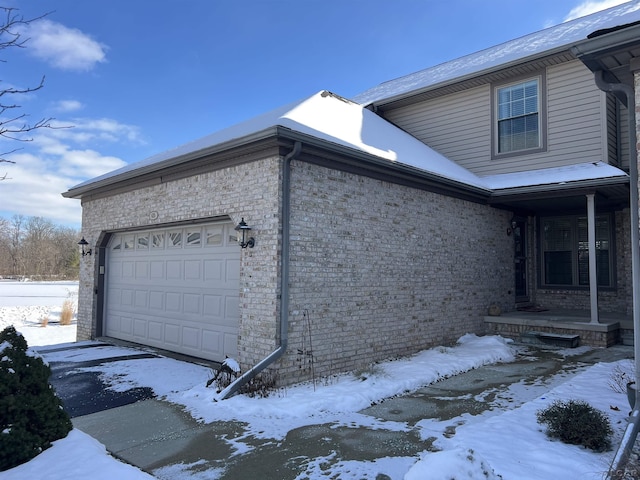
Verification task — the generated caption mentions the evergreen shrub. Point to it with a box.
[536,399,612,452]
[0,326,72,471]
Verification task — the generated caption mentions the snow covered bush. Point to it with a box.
[536,399,612,452]
[0,325,72,471]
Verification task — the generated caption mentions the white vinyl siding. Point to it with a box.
[606,94,619,167]
[384,85,492,173]
[619,101,630,171]
[384,60,606,176]
[545,61,605,166]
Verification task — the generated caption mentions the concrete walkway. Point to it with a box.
[45,342,634,479]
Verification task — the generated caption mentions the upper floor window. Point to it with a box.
[494,76,544,156]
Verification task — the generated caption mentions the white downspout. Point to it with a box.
[215,141,302,401]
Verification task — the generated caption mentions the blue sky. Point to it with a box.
[0,0,631,228]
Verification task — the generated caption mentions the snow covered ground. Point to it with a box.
[0,281,637,479]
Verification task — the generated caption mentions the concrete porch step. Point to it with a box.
[621,331,634,346]
[521,331,580,348]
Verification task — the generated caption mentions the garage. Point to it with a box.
[104,220,240,362]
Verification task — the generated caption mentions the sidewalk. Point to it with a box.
[42,341,634,479]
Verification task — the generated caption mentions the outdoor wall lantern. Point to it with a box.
[235,218,255,249]
[507,218,518,236]
[78,237,92,256]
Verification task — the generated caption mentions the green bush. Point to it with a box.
[0,326,72,471]
[536,399,612,452]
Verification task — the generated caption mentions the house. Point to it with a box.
[63,3,640,393]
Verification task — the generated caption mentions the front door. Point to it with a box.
[514,219,528,301]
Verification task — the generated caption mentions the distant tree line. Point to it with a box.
[0,215,80,279]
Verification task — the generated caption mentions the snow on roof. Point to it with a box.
[68,90,629,198]
[353,2,640,106]
[67,90,489,193]
[482,162,628,191]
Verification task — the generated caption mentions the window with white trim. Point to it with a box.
[496,77,542,154]
[541,214,613,287]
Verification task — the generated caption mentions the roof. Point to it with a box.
[353,1,640,106]
[64,90,489,197]
[66,3,637,202]
[65,90,628,200]
[483,162,628,191]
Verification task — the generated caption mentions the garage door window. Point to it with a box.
[136,235,149,249]
[186,230,201,246]
[206,225,223,245]
[151,233,164,248]
[124,235,134,249]
[168,231,182,247]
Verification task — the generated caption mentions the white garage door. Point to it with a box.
[104,221,240,362]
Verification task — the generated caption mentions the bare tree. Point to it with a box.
[0,214,79,279]
[0,216,10,273]
[7,214,24,276]
[0,7,53,177]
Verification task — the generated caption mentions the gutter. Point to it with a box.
[63,127,284,199]
[591,70,640,479]
[214,141,302,401]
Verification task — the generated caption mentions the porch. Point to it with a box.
[484,308,633,348]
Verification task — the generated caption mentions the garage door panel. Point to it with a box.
[149,291,164,310]
[120,316,132,335]
[122,261,135,278]
[182,327,200,349]
[226,259,240,281]
[203,295,222,317]
[110,261,122,278]
[135,261,148,279]
[225,295,239,320]
[133,318,147,338]
[134,290,147,308]
[165,292,181,312]
[105,221,240,362]
[185,260,201,280]
[183,293,201,314]
[164,324,180,345]
[201,331,221,355]
[121,289,133,306]
[223,333,238,357]
[166,260,182,280]
[150,261,164,279]
[107,288,121,307]
[204,259,223,280]
[149,321,162,341]
[105,315,120,336]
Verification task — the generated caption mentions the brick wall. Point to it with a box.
[77,153,515,386]
[278,160,514,384]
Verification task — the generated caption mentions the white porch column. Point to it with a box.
[587,193,599,324]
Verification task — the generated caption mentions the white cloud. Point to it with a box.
[53,100,84,113]
[0,115,136,226]
[0,147,126,226]
[44,117,144,147]
[564,0,631,22]
[0,153,84,226]
[24,19,107,72]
